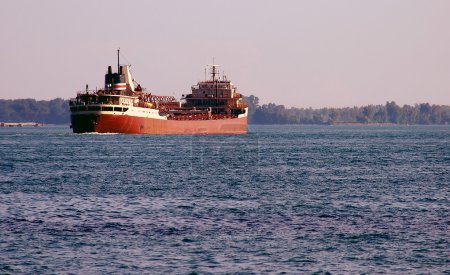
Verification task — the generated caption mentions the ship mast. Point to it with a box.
[215,66,218,105]
[212,65,217,81]
[117,48,120,74]
[208,60,220,106]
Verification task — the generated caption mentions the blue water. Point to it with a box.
[0,125,449,274]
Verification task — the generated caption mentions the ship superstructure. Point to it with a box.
[69,50,248,134]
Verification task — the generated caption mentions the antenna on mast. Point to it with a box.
[207,58,220,87]
[209,57,219,82]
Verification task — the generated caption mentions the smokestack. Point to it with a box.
[108,66,112,74]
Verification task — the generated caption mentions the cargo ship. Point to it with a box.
[69,50,248,134]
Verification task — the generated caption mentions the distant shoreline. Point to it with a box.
[1,97,450,126]
[1,122,449,127]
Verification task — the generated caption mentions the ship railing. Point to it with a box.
[70,105,129,112]
[75,89,139,97]
[167,114,234,121]
[99,89,138,96]
[75,90,99,96]
[70,100,122,106]
[134,102,154,109]
[228,102,248,109]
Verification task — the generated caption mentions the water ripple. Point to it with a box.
[0,125,449,273]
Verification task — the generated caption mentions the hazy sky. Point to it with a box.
[1,0,449,108]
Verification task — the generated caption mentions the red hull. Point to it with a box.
[71,114,247,134]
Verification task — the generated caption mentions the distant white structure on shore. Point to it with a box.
[0,122,43,127]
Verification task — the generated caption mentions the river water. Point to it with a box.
[0,125,449,273]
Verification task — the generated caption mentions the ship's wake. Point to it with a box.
[79,132,120,135]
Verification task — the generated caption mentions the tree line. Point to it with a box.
[0,98,70,124]
[243,95,450,125]
[1,97,449,125]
